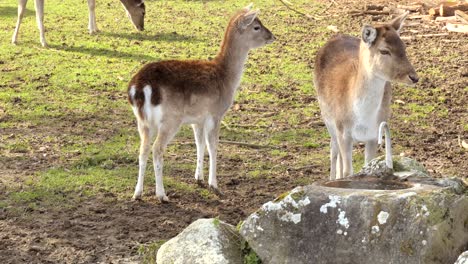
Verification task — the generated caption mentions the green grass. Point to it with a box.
[0,0,461,216]
[0,0,329,209]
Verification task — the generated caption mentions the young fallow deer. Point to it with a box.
[314,12,419,179]
[127,4,275,202]
[12,0,145,47]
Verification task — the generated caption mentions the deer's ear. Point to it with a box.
[239,10,259,30]
[362,25,377,47]
[243,3,253,11]
[390,11,409,34]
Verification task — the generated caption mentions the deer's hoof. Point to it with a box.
[196,179,206,187]
[132,193,142,201]
[209,186,224,197]
[157,194,169,203]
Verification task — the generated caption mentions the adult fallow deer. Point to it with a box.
[127,4,275,201]
[12,0,145,47]
[314,12,419,179]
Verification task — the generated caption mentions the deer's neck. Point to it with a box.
[353,48,387,109]
[214,33,249,94]
[353,51,386,116]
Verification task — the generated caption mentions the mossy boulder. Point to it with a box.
[240,159,467,264]
[156,218,243,264]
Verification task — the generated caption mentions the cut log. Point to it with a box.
[446,22,468,33]
[440,3,468,17]
[455,10,468,23]
[435,16,458,22]
[397,4,422,12]
[429,7,440,16]
[365,4,386,11]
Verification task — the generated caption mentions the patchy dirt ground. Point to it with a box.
[1,0,466,263]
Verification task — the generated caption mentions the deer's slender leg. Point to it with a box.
[87,0,98,34]
[153,122,180,202]
[336,128,353,178]
[330,139,339,180]
[132,121,155,200]
[192,123,206,183]
[205,117,221,195]
[365,140,378,165]
[34,0,47,47]
[325,122,339,180]
[12,0,28,45]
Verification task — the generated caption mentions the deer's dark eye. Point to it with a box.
[379,49,390,55]
[254,26,260,31]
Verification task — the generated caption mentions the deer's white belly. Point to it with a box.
[351,96,382,142]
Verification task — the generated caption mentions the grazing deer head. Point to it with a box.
[121,0,145,31]
[12,0,147,47]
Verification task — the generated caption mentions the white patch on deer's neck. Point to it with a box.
[352,71,386,142]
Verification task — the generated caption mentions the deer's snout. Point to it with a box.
[266,34,276,44]
[409,74,419,84]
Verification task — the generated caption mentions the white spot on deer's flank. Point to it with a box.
[320,195,341,213]
[337,211,350,229]
[129,85,136,99]
[377,211,389,225]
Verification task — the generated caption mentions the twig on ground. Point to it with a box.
[219,140,278,149]
[221,121,232,131]
[288,164,319,171]
[278,0,317,20]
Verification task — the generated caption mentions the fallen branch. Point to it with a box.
[435,16,458,22]
[397,4,422,12]
[455,10,468,24]
[174,140,278,149]
[288,164,319,171]
[349,10,390,16]
[278,0,316,20]
[401,33,450,40]
[219,140,278,149]
[446,22,468,33]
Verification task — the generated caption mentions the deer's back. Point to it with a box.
[314,35,360,102]
[128,60,224,107]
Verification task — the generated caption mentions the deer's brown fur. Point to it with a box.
[314,12,418,179]
[128,5,275,201]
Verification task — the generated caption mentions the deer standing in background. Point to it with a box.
[12,0,145,47]
[314,12,419,179]
[127,4,275,202]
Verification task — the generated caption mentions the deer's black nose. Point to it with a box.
[409,74,419,84]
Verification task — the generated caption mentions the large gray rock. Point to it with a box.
[454,251,468,264]
[157,218,242,264]
[240,178,468,264]
[358,155,467,194]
